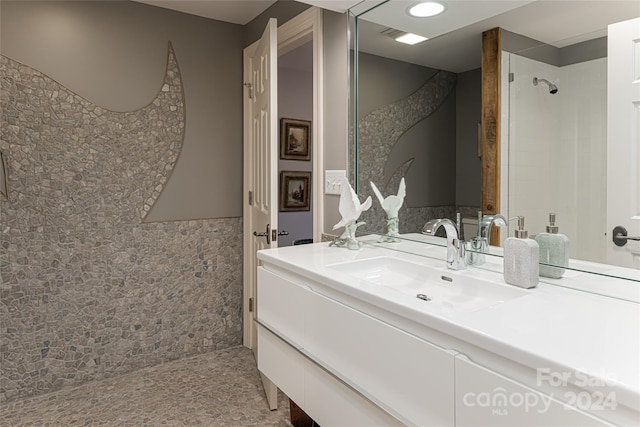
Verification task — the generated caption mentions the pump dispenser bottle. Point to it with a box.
[535,213,569,278]
[503,216,539,288]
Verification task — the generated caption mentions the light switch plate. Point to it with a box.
[325,170,346,195]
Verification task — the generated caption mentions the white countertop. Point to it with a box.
[257,239,640,413]
[361,233,640,303]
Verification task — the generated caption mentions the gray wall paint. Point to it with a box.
[455,68,482,208]
[244,0,311,47]
[322,9,349,235]
[355,52,482,232]
[1,0,243,221]
[0,0,247,402]
[278,45,314,247]
[0,44,242,402]
[356,53,438,117]
[357,52,456,205]
[0,0,352,401]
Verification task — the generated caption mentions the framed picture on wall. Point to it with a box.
[280,118,311,161]
[280,171,311,212]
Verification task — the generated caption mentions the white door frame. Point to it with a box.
[242,7,324,348]
[278,7,325,244]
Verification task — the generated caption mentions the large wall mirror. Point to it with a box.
[349,0,640,287]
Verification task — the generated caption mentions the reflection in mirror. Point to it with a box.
[349,0,640,286]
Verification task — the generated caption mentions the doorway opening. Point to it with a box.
[278,41,314,247]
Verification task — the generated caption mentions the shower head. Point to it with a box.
[533,77,558,94]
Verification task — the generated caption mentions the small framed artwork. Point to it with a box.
[280,171,311,212]
[280,118,311,161]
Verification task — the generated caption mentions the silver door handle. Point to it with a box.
[253,224,271,244]
[613,225,640,247]
[278,230,289,236]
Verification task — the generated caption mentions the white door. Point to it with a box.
[242,18,279,408]
[607,17,640,269]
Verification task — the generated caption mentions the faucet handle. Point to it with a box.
[449,238,467,270]
[465,236,488,266]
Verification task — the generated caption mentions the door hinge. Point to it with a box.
[272,229,277,242]
[249,297,254,312]
[508,72,514,82]
[248,190,253,205]
[244,82,254,99]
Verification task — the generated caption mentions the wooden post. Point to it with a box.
[481,28,502,245]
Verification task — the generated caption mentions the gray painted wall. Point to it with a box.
[357,53,453,207]
[354,52,481,233]
[1,0,243,221]
[0,0,248,402]
[321,9,349,236]
[0,38,242,403]
[0,0,351,401]
[455,68,482,208]
[244,0,311,47]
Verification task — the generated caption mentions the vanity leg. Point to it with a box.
[260,372,278,410]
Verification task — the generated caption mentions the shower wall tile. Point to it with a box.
[0,47,242,402]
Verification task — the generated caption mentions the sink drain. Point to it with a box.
[416,293,431,302]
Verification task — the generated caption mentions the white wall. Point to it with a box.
[506,54,607,262]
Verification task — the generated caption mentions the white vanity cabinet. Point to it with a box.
[256,266,455,426]
[454,355,612,426]
[256,243,639,427]
[305,286,455,426]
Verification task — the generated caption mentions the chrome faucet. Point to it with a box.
[422,217,466,270]
[466,214,509,266]
[480,214,508,241]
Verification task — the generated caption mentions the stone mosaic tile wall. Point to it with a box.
[0,46,242,402]
[357,70,459,234]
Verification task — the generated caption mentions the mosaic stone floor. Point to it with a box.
[0,346,292,426]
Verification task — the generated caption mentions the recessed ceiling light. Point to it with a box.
[408,2,445,18]
[395,33,428,45]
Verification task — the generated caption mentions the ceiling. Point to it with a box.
[132,0,360,25]
[130,0,640,73]
[357,0,640,72]
[133,0,277,24]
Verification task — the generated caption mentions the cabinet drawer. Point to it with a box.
[305,290,455,426]
[455,356,611,426]
[257,267,307,347]
[257,324,304,407]
[304,358,404,427]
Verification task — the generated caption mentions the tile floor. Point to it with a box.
[0,346,291,426]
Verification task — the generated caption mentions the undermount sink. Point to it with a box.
[328,256,528,313]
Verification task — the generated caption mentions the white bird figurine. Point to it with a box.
[331,179,372,250]
[370,177,406,220]
[370,178,406,242]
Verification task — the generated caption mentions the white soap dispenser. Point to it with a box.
[503,216,539,288]
[535,213,569,278]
